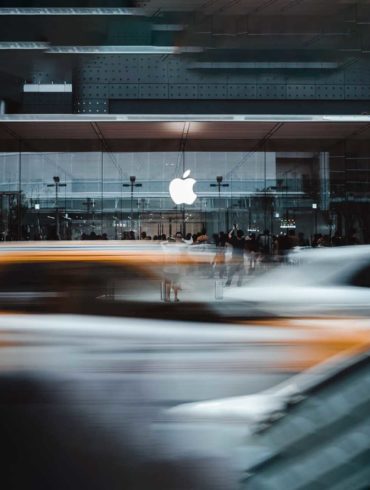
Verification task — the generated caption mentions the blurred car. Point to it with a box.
[224,245,370,317]
[0,312,337,490]
[0,241,217,321]
[2,312,368,490]
[1,243,369,489]
[164,343,370,490]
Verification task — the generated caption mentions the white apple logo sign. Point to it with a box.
[169,169,197,205]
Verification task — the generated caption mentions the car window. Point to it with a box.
[0,262,50,293]
[0,261,154,298]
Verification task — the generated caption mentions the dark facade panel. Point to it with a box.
[109,99,370,115]
[22,93,73,114]
[0,1,369,115]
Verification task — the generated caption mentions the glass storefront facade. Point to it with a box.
[0,149,368,242]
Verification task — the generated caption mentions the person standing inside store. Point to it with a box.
[225,225,246,287]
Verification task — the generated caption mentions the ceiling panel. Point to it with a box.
[1,119,370,154]
[271,122,366,139]
[188,121,276,139]
[5,122,97,140]
[98,122,187,139]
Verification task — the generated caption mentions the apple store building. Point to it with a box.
[0,148,324,241]
[0,117,369,243]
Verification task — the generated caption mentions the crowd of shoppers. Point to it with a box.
[112,225,365,299]
[98,225,363,293]
[80,231,108,240]
[80,225,360,252]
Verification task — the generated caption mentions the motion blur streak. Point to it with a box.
[237,317,370,367]
[0,244,370,488]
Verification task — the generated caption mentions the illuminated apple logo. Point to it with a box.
[169,169,197,205]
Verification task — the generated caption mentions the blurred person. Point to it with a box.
[318,234,331,247]
[272,234,279,258]
[225,226,246,287]
[209,233,220,278]
[278,229,298,256]
[163,231,186,302]
[47,228,59,240]
[311,233,322,248]
[277,233,292,260]
[332,230,344,246]
[258,229,272,257]
[184,233,193,245]
[195,229,208,244]
[212,231,227,279]
[298,232,309,247]
[245,233,258,273]
[348,227,360,245]
[287,229,299,248]
[258,229,273,270]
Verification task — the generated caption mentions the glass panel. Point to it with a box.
[1,149,365,245]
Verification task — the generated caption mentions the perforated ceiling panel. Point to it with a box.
[73,56,370,114]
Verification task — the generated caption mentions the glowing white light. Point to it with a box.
[169,169,197,205]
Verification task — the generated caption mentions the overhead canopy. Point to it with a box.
[0,115,370,153]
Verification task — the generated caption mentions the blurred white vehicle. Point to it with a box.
[224,245,370,316]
